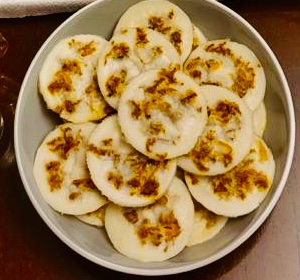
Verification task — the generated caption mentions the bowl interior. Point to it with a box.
[14,0,294,275]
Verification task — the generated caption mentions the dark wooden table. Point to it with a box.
[0,0,299,279]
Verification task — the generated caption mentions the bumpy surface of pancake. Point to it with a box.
[178,85,254,176]
[39,34,112,123]
[105,177,194,262]
[184,39,266,110]
[97,27,180,108]
[87,115,177,207]
[114,0,193,64]
[185,137,276,217]
[118,66,208,160]
[33,122,107,215]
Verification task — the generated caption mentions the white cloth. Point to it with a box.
[0,0,95,18]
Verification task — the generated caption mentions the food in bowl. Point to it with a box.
[15,0,294,275]
[32,0,275,262]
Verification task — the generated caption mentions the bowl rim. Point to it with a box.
[14,0,296,275]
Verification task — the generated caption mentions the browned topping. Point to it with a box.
[204,42,255,98]
[146,137,157,152]
[102,138,113,146]
[105,69,127,98]
[78,41,96,57]
[61,60,82,75]
[148,122,165,135]
[231,59,255,98]
[205,59,221,71]
[68,39,97,57]
[158,65,179,84]
[168,9,174,19]
[72,178,97,191]
[190,130,233,172]
[124,152,167,197]
[88,143,114,157]
[129,100,144,120]
[47,126,81,160]
[185,56,222,81]
[48,60,82,94]
[54,99,80,115]
[159,211,181,242]
[156,195,168,206]
[144,67,178,94]
[148,16,171,34]
[210,100,241,125]
[186,41,256,99]
[64,99,79,113]
[89,141,167,197]
[202,81,222,86]
[137,210,181,247]
[130,98,180,122]
[69,192,81,200]
[140,179,159,196]
[180,90,198,105]
[184,57,203,79]
[185,172,199,185]
[138,221,162,246]
[123,209,139,224]
[129,66,181,123]
[46,161,63,191]
[127,178,140,189]
[185,57,200,71]
[126,176,158,196]
[156,153,168,161]
[136,27,149,47]
[205,41,232,56]
[170,31,182,54]
[189,69,202,79]
[212,158,270,200]
[151,46,163,57]
[85,75,100,95]
[107,171,124,189]
[105,42,130,62]
[48,71,73,93]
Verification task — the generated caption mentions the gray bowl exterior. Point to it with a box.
[14,0,295,275]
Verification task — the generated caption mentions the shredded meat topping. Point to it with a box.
[105,69,127,98]
[170,31,182,54]
[136,27,149,47]
[47,126,81,160]
[46,161,63,192]
[231,58,255,98]
[205,41,232,56]
[69,192,81,200]
[105,42,130,62]
[212,156,270,200]
[123,209,139,224]
[148,16,171,34]
[68,39,97,57]
[190,130,233,172]
[209,100,241,125]
[72,178,97,191]
[137,210,181,248]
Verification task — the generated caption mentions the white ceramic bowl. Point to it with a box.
[14,0,295,275]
